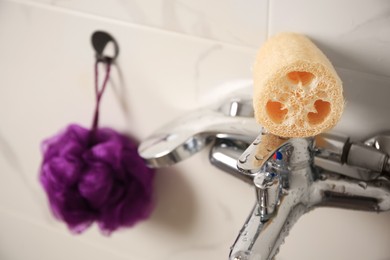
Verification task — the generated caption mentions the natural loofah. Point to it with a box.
[253,32,344,137]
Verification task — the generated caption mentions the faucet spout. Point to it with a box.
[229,197,307,260]
[227,131,390,260]
[230,134,315,260]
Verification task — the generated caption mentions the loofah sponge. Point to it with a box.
[253,32,344,138]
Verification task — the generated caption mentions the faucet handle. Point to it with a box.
[139,97,259,168]
[238,130,315,222]
[237,131,290,176]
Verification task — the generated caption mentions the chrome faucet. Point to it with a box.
[139,92,390,260]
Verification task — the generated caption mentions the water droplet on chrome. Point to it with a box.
[358,181,367,190]
[239,153,250,163]
[255,154,264,160]
[253,137,261,145]
[231,250,251,260]
[318,174,327,181]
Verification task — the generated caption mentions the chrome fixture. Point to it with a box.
[139,93,390,260]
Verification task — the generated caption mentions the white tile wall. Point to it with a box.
[0,1,255,260]
[268,0,390,77]
[19,0,269,48]
[1,0,390,259]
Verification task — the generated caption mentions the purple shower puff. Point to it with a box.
[40,124,155,235]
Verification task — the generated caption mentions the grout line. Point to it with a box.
[5,0,257,53]
[266,0,271,38]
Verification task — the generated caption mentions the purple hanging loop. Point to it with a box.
[89,31,118,142]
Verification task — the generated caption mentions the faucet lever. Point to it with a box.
[237,131,290,176]
[138,96,259,168]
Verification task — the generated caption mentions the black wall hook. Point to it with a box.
[91,31,119,63]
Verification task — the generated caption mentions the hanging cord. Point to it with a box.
[90,59,112,143]
[89,30,119,143]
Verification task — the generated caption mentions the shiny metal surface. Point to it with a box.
[219,98,254,118]
[138,101,258,167]
[223,135,390,260]
[347,143,388,172]
[140,96,390,178]
[209,139,253,184]
[253,172,281,221]
[315,133,349,163]
[314,133,390,181]
[366,133,390,175]
[139,94,390,260]
[236,133,290,176]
